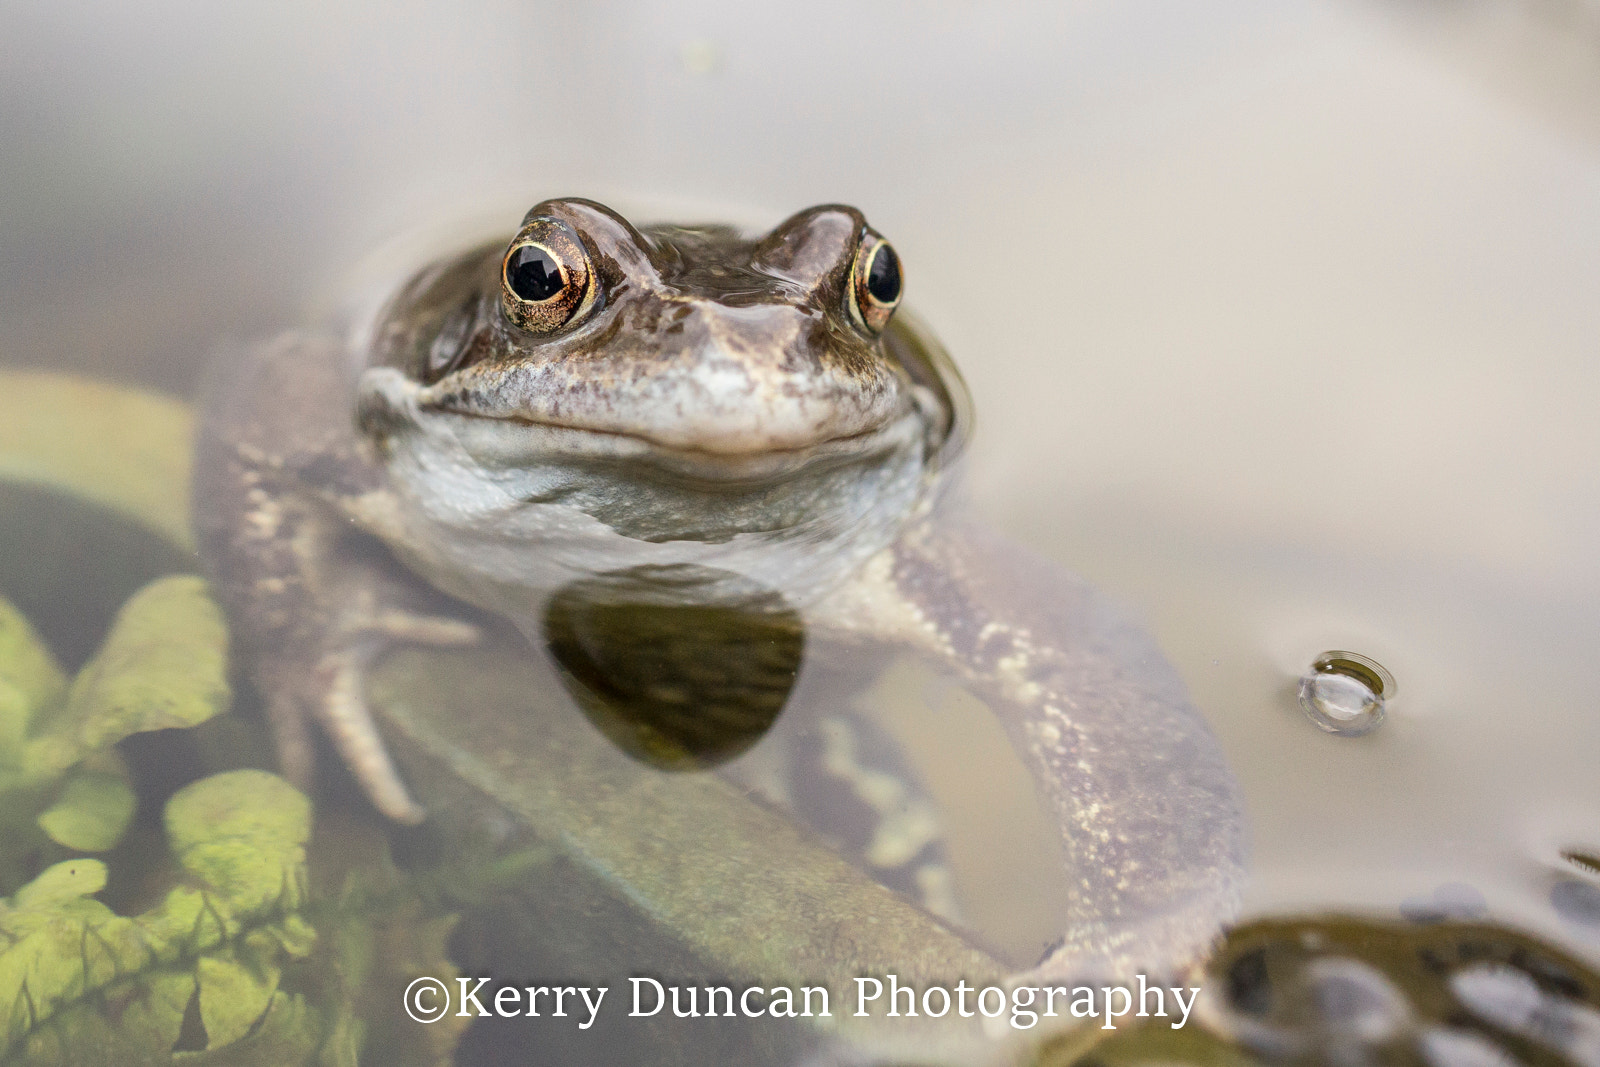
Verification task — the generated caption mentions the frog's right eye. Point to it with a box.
[500,218,594,334]
[848,230,902,335]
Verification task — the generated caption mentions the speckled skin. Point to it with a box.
[193,199,1244,981]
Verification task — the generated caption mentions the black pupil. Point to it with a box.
[507,244,566,302]
[866,243,901,304]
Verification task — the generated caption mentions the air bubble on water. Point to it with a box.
[1297,651,1394,737]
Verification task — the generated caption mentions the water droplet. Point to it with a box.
[1297,651,1394,736]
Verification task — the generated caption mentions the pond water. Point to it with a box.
[3,0,1600,1063]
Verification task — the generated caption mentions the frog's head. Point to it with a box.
[355,199,968,596]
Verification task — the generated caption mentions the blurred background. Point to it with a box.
[4,0,1600,958]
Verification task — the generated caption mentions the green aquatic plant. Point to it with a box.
[0,579,465,1065]
[26,573,229,778]
[0,576,230,887]
[0,767,465,1066]
[0,770,316,1065]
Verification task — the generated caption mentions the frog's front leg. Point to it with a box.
[193,334,475,823]
[812,516,1246,981]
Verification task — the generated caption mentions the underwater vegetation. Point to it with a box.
[0,578,465,1066]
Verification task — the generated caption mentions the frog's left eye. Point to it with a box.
[849,232,902,335]
[501,218,594,334]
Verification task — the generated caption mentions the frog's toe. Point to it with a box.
[315,649,427,824]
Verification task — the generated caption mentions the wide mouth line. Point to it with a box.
[417,404,899,460]
[413,403,918,489]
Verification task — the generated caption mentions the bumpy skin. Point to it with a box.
[193,198,1244,980]
[812,522,1243,979]
[193,334,480,823]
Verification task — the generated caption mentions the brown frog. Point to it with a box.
[193,198,1244,980]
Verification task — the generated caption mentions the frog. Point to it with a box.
[192,198,1245,981]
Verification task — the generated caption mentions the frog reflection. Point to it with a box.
[194,198,1245,980]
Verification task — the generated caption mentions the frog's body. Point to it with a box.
[194,199,1244,981]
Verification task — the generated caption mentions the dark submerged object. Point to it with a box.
[543,565,804,769]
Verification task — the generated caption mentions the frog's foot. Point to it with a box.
[263,609,481,824]
[263,648,427,825]
[313,646,427,824]
[321,609,482,823]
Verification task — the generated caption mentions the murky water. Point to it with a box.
[4,1,1600,1063]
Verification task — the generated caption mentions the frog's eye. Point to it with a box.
[849,232,902,335]
[500,218,593,334]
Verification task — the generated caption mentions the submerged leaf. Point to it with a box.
[26,576,229,777]
[0,370,194,552]
[166,769,312,916]
[10,858,108,908]
[113,968,195,1057]
[0,773,326,1066]
[309,814,469,1067]
[36,769,137,852]
[196,950,279,1050]
[0,379,470,1064]
[0,596,65,763]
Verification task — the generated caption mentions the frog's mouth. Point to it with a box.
[359,366,930,486]
[422,407,925,486]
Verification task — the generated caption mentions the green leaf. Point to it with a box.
[0,773,323,1065]
[273,914,319,960]
[183,990,323,1065]
[10,857,107,908]
[115,968,196,1056]
[0,370,195,552]
[196,951,279,1050]
[0,595,65,764]
[1,766,473,1066]
[0,861,124,1051]
[26,576,230,777]
[166,769,312,917]
[36,769,137,852]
